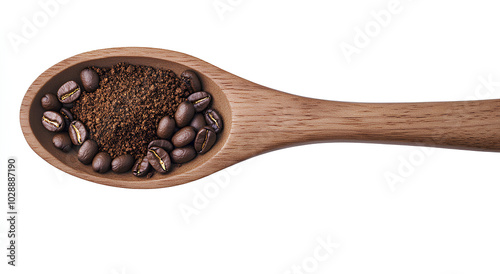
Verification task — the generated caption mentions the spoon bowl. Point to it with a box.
[21,47,500,188]
[21,48,236,188]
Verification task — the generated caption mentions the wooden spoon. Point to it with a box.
[20,47,500,189]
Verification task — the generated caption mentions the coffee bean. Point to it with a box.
[188,92,211,112]
[57,80,81,103]
[132,157,150,177]
[171,146,197,164]
[194,127,217,154]
[147,147,171,174]
[41,93,61,111]
[52,133,72,152]
[92,152,111,173]
[181,70,201,92]
[42,111,65,132]
[190,113,206,131]
[68,120,88,145]
[148,139,173,152]
[172,126,196,147]
[78,140,98,165]
[157,116,176,139]
[175,101,195,127]
[80,68,99,92]
[60,108,73,131]
[111,154,134,173]
[204,109,223,133]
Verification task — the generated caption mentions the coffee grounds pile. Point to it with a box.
[72,63,192,159]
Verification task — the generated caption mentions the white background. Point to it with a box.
[2,0,500,273]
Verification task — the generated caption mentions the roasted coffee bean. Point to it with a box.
[175,101,195,127]
[190,113,206,131]
[111,154,134,173]
[60,108,73,131]
[41,93,61,111]
[68,120,88,145]
[147,147,171,174]
[132,157,150,177]
[204,109,223,133]
[171,146,197,164]
[42,111,65,132]
[172,126,196,148]
[194,127,217,154]
[78,140,99,165]
[52,133,72,152]
[188,92,211,112]
[181,70,201,92]
[92,152,111,173]
[157,116,176,139]
[57,80,81,103]
[80,68,99,92]
[148,139,173,152]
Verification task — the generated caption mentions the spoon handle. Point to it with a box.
[242,90,500,152]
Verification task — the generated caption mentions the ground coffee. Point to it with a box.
[72,63,192,159]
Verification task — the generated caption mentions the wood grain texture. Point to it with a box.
[20,47,500,189]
